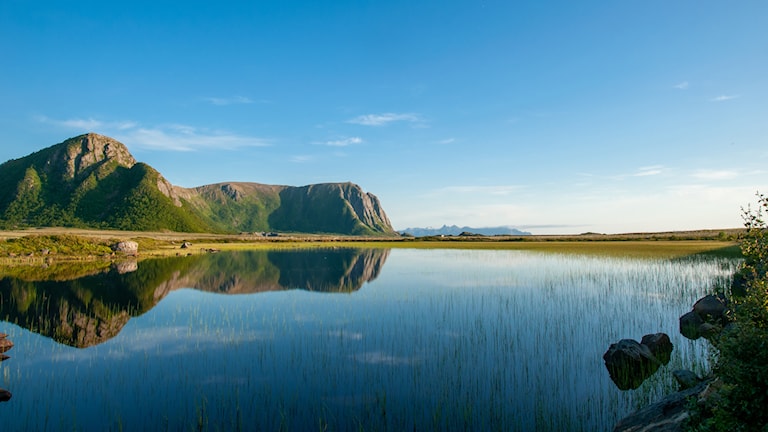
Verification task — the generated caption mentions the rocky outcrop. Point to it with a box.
[680,294,728,340]
[53,133,136,180]
[613,380,711,432]
[339,183,393,233]
[673,370,702,390]
[604,333,673,390]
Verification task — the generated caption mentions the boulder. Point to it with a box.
[0,354,9,362]
[698,323,720,339]
[180,242,192,249]
[680,311,704,340]
[604,339,662,390]
[641,333,673,364]
[693,295,726,323]
[112,241,139,255]
[672,369,701,390]
[0,338,13,353]
[0,389,11,402]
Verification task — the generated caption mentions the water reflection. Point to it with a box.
[0,248,389,347]
[0,248,738,431]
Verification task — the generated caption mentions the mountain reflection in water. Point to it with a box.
[0,248,389,348]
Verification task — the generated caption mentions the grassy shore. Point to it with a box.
[0,227,744,263]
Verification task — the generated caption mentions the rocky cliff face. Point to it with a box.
[340,183,392,233]
[53,133,136,180]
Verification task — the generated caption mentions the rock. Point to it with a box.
[112,241,139,255]
[672,370,701,390]
[0,332,7,339]
[114,260,138,274]
[680,311,704,340]
[0,338,13,353]
[603,339,662,390]
[0,389,11,402]
[693,295,726,323]
[641,333,673,364]
[0,354,9,362]
[698,323,720,339]
[180,242,192,249]
[613,380,711,432]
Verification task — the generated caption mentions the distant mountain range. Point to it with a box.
[0,133,395,236]
[399,225,531,237]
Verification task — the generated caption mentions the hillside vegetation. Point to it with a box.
[0,134,395,236]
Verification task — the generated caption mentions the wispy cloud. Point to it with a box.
[119,126,269,151]
[290,155,314,163]
[691,169,739,180]
[38,115,269,151]
[710,94,740,102]
[323,137,363,147]
[203,96,255,106]
[437,185,523,196]
[347,112,422,126]
[633,165,663,177]
[436,138,456,145]
[673,81,689,90]
[37,116,137,131]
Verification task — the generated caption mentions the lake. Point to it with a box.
[0,247,738,431]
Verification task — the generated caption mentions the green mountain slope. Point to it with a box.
[0,134,396,235]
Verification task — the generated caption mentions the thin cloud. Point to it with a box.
[38,115,269,151]
[710,94,740,102]
[347,112,422,126]
[323,137,363,147]
[578,165,664,180]
[203,96,255,106]
[691,169,739,180]
[290,155,314,163]
[437,185,523,196]
[118,126,269,151]
[673,81,689,90]
[633,166,663,177]
[436,138,456,145]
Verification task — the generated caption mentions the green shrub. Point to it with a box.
[689,193,768,431]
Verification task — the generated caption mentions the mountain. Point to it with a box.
[400,225,531,237]
[0,133,395,235]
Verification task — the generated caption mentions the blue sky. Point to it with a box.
[1,1,766,234]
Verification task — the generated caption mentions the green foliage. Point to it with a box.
[688,192,768,431]
[0,234,114,256]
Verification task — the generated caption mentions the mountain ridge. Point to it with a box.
[0,133,395,236]
[400,224,531,237]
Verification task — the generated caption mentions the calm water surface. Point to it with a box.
[0,248,738,431]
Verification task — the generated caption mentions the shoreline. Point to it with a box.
[0,227,743,264]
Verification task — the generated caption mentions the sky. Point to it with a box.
[1,0,766,234]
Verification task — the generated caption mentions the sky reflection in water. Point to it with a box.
[0,248,738,431]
